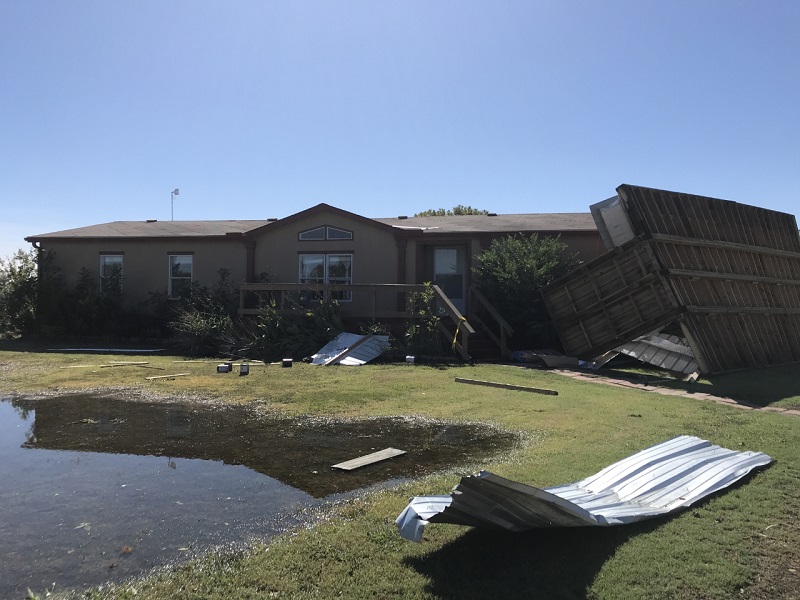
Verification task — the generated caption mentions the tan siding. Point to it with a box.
[40,238,249,306]
[252,211,399,316]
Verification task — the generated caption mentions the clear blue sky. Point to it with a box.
[2,1,798,260]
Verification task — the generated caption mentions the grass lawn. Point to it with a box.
[2,346,799,599]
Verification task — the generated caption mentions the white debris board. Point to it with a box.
[332,447,406,471]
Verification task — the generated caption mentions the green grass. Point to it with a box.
[2,347,799,599]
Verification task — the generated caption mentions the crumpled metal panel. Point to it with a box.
[611,332,700,376]
[310,332,390,366]
[396,436,772,542]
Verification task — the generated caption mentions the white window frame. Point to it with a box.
[298,225,353,241]
[325,226,353,240]
[298,226,325,241]
[298,253,352,302]
[168,254,193,299]
[99,254,124,294]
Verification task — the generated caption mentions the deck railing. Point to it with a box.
[238,282,476,360]
[468,285,515,358]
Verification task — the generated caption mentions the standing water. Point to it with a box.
[0,394,516,597]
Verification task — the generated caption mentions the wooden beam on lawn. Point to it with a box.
[331,448,406,471]
[455,377,558,396]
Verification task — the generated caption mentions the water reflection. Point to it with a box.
[0,394,516,597]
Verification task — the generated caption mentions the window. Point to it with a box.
[298,226,353,241]
[326,226,352,240]
[100,255,123,295]
[168,255,193,299]
[298,253,352,301]
[299,227,325,241]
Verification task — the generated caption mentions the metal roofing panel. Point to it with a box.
[310,332,390,366]
[613,332,699,375]
[396,436,772,541]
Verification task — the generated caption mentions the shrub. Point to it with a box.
[167,270,241,355]
[0,249,38,338]
[404,283,443,356]
[243,295,343,362]
[473,233,579,348]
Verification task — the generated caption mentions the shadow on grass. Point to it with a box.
[689,364,800,408]
[571,363,800,410]
[404,519,665,600]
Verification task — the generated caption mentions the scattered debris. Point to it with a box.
[396,435,772,542]
[173,359,265,364]
[311,332,391,366]
[145,373,190,381]
[332,447,406,471]
[603,331,700,379]
[511,350,581,368]
[454,377,558,396]
[47,348,165,353]
[61,361,163,370]
[100,362,150,368]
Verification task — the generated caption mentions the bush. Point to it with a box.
[242,295,343,362]
[473,233,579,348]
[167,270,241,355]
[169,298,234,355]
[404,283,443,356]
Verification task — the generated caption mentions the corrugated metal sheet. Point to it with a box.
[310,332,391,366]
[543,184,800,374]
[613,332,699,376]
[396,435,772,542]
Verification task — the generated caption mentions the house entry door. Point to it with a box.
[434,247,466,314]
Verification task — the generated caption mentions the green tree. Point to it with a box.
[414,205,489,217]
[0,248,38,338]
[472,233,579,348]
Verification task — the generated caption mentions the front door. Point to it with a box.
[434,247,467,314]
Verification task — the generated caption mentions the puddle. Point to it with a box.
[0,394,516,597]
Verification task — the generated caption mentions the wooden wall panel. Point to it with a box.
[617,184,800,253]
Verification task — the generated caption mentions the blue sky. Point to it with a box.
[2,1,798,260]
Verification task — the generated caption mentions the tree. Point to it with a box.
[0,248,38,337]
[414,205,489,217]
[472,233,579,348]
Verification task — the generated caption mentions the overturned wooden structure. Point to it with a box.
[542,184,800,374]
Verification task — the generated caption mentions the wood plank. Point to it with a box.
[331,447,406,471]
[650,234,800,260]
[101,361,149,367]
[667,269,800,287]
[454,377,558,396]
[145,373,191,380]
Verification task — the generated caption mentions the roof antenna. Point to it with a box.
[171,188,180,221]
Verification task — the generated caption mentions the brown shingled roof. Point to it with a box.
[374,213,596,233]
[26,220,273,240]
[26,211,597,241]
